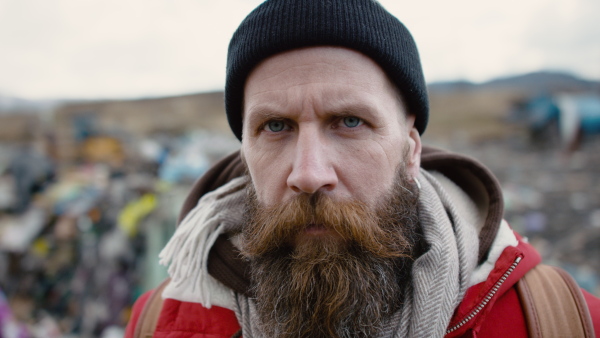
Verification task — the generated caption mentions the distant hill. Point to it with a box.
[0,94,60,114]
[3,71,597,114]
[426,80,476,93]
[428,71,600,94]
[423,71,600,143]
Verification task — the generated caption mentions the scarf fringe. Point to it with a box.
[158,177,247,306]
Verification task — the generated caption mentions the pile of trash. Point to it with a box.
[0,130,239,338]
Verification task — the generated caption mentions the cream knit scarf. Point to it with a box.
[160,170,480,338]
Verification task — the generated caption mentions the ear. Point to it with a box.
[405,115,422,179]
[239,147,246,165]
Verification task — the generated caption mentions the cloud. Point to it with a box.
[520,0,600,78]
[380,0,600,82]
[0,0,598,99]
[0,0,262,98]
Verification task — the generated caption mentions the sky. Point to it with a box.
[0,0,599,100]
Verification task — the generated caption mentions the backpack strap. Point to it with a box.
[133,278,171,338]
[516,264,595,338]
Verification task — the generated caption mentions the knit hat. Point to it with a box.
[225,0,429,140]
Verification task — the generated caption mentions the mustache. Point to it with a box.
[241,189,413,259]
[241,171,421,337]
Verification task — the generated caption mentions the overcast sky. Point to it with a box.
[0,0,598,100]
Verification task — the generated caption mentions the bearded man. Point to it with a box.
[126,0,600,337]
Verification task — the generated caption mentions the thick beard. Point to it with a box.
[241,165,421,338]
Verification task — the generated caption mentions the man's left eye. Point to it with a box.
[342,116,362,128]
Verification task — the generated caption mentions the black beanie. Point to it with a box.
[225,0,429,140]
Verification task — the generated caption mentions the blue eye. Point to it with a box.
[342,116,362,128]
[266,121,286,132]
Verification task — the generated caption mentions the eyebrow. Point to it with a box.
[245,102,382,129]
[245,107,287,129]
[327,103,379,120]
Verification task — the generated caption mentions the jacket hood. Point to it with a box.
[176,146,505,296]
[420,147,504,265]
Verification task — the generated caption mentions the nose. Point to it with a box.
[287,129,338,194]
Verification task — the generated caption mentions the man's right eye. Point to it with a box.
[264,120,286,132]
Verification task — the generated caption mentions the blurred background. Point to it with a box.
[0,0,599,337]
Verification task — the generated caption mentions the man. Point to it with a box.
[126,0,600,337]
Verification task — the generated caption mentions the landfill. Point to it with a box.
[0,130,239,338]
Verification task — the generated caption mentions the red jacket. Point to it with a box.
[125,230,600,338]
[126,148,600,337]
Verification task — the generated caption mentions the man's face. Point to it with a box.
[241,46,421,214]
[240,46,423,337]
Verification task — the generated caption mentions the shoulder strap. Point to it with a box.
[516,264,595,338]
[133,278,171,338]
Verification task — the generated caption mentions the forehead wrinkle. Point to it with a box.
[247,78,376,98]
[255,60,350,80]
[244,49,405,126]
[251,58,379,90]
[246,86,388,126]
[261,76,384,104]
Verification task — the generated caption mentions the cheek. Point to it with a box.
[345,160,397,202]
[334,140,401,203]
[242,142,291,204]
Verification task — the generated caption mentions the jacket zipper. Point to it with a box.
[446,256,522,335]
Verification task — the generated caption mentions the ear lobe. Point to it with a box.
[239,148,247,166]
[407,126,422,179]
